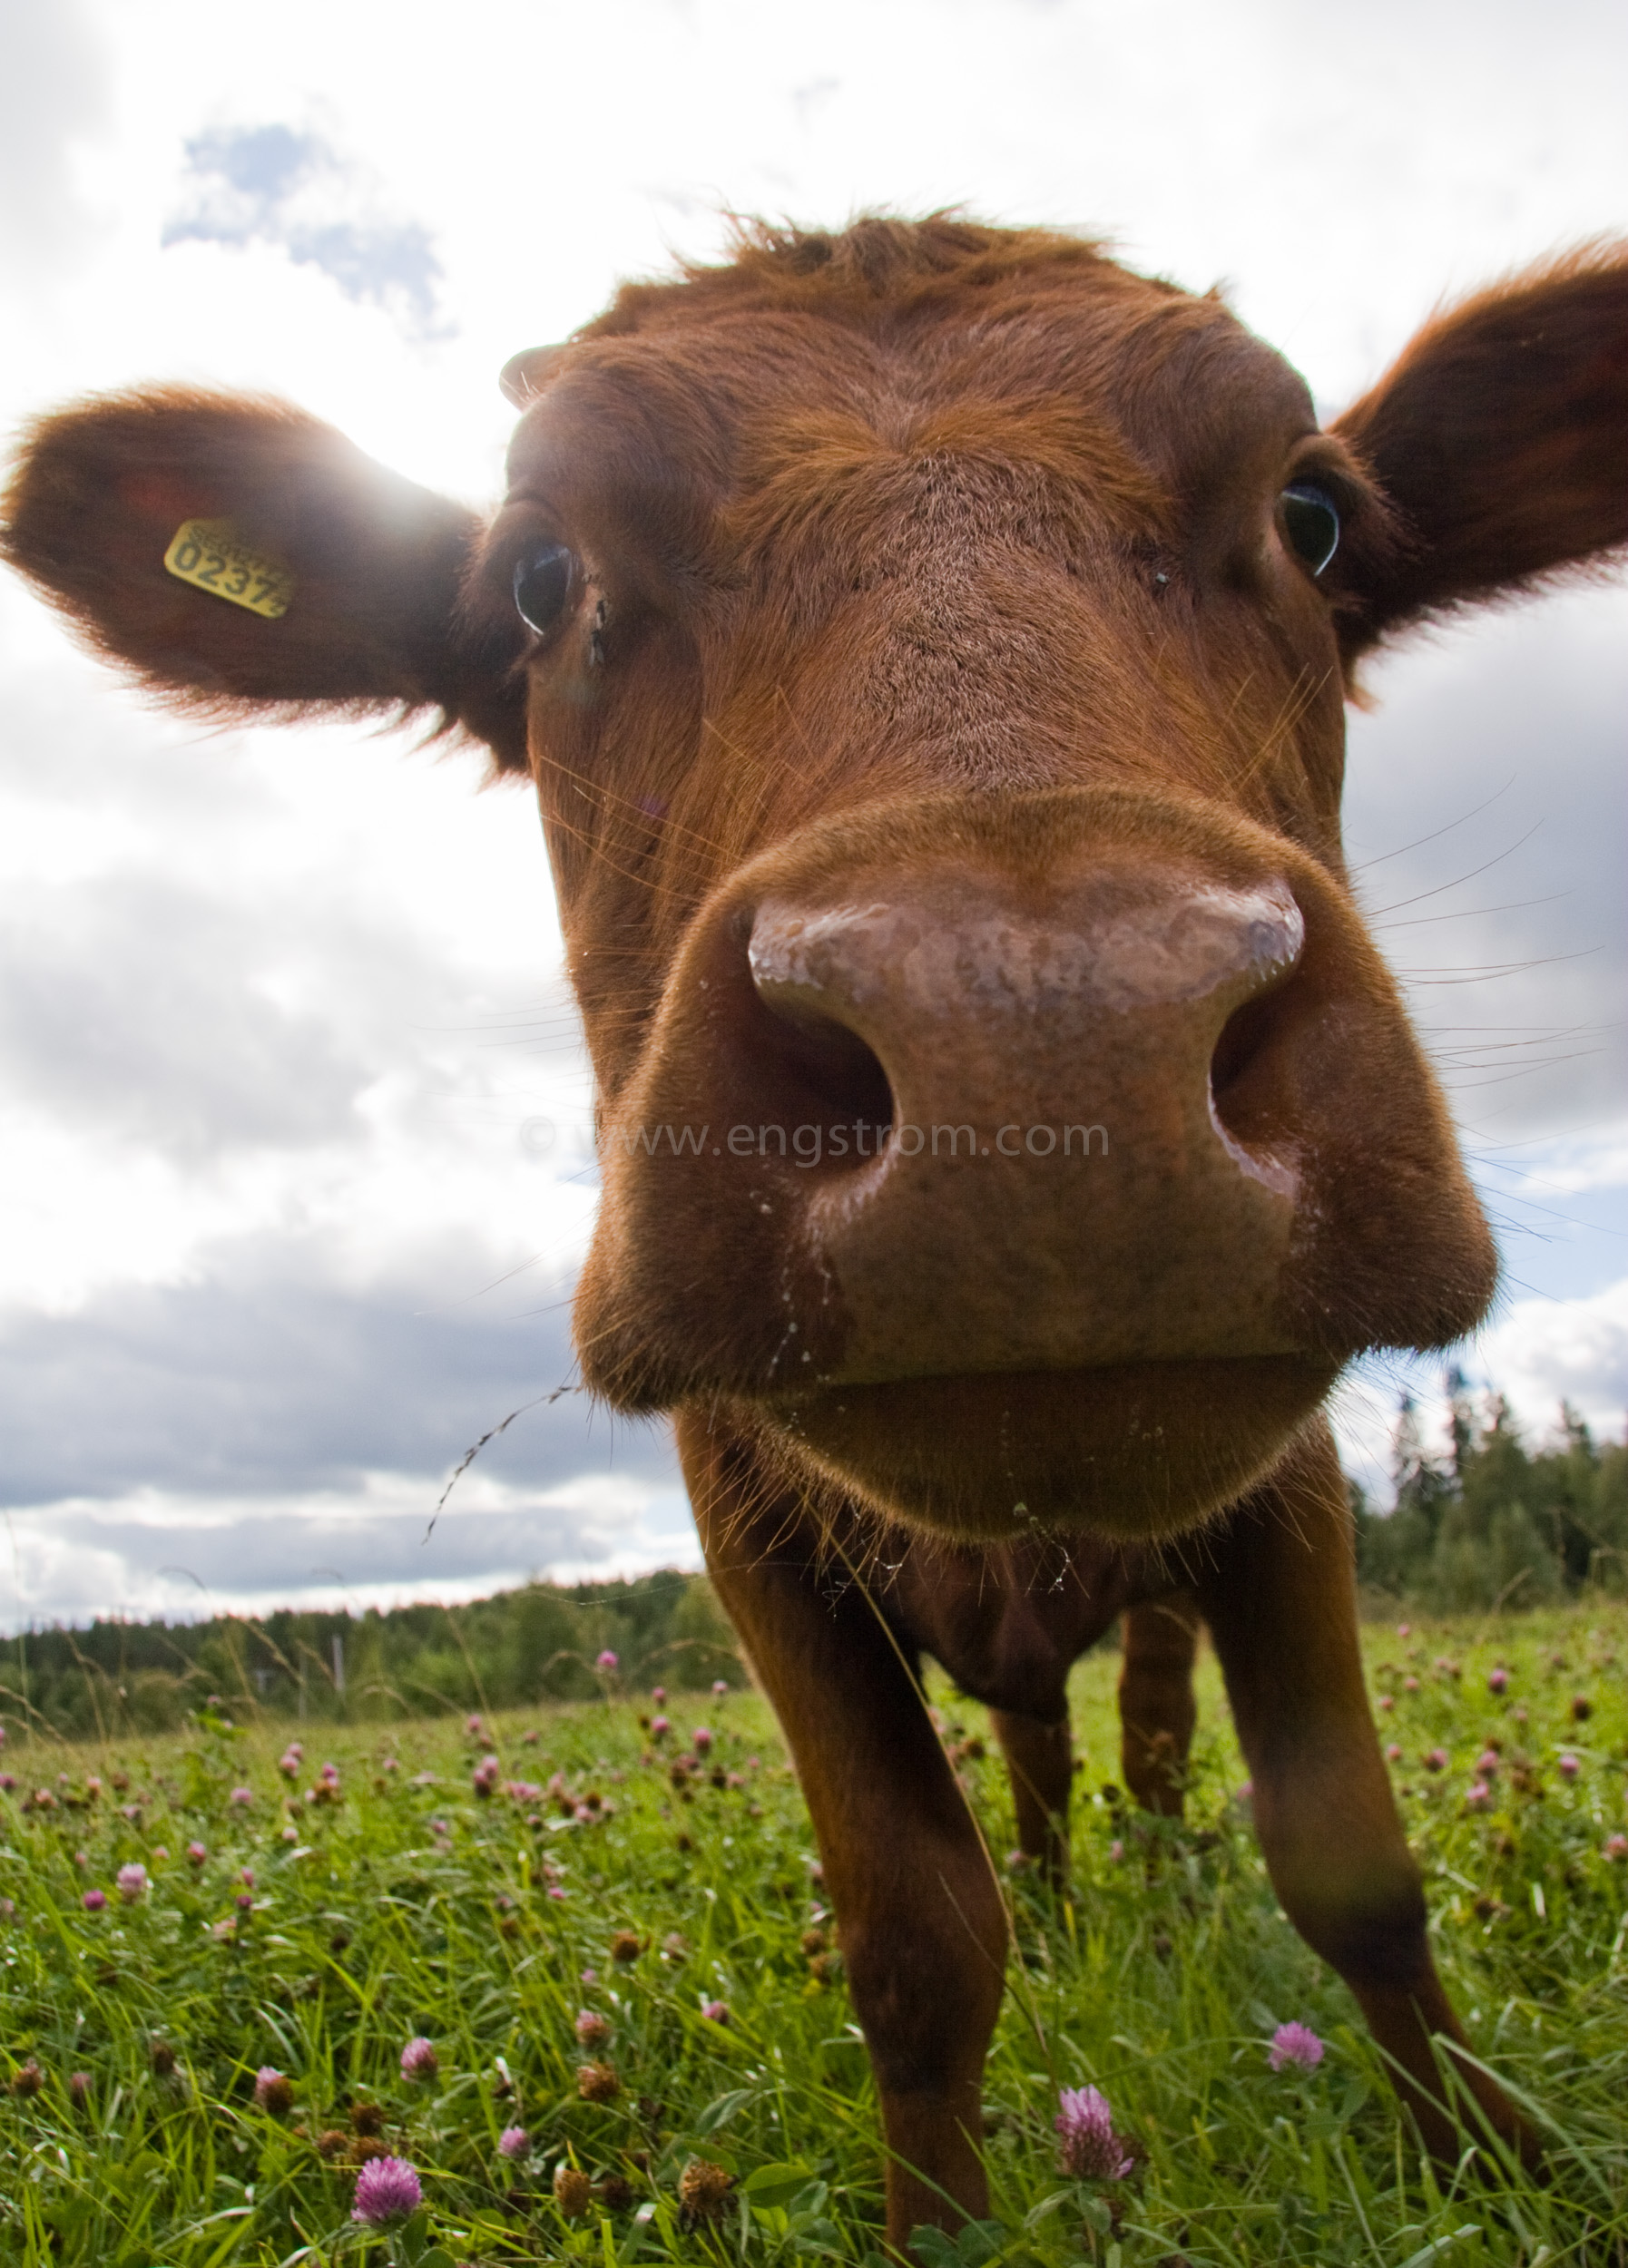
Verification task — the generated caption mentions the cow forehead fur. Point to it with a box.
[498,217,1353,567]
[475,220,1380,1022]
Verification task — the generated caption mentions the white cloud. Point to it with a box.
[2,1468,698,1626]
[0,0,106,275]
[1479,1275,1628,1443]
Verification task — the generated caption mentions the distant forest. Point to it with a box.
[1354,1374,1627,1612]
[1,1569,743,1745]
[4,1382,1623,1745]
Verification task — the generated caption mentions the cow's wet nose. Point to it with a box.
[744,873,1305,1178]
[714,865,1310,1381]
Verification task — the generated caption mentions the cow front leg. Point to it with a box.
[1196,1420,1535,2169]
[681,1419,1008,2245]
[1118,1592,1201,1816]
[990,1708,1073,1883]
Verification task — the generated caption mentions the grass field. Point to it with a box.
[2,1604,1624,2266]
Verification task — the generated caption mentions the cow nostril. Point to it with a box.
[1211,991,1269,1105]
[1208,978,1295,1164]
[752,997,895,1149]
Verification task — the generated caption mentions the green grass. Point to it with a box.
[2,1604,1624,2265]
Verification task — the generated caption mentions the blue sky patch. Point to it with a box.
[164,124,446,337]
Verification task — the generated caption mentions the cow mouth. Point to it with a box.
[744,1354,1339,1541]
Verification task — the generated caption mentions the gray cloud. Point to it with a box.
[163,124,446,337]
[1346,588,1628,1145]
[0,871,367,1163]
[0,1233,672,1510]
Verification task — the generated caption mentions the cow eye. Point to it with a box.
[512,542,575,635]
[1280,484,1340,577]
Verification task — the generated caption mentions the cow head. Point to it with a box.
[6,220,1625,1542]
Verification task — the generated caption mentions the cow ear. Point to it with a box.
[2,386,527,770]
[1331,244,1628,661]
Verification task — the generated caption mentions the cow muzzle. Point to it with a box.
[574,791,1492,1538]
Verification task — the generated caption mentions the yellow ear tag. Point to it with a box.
[163,519,294,619]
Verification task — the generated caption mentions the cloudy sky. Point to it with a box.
[1,0,1624,1628]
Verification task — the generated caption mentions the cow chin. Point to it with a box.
[740,1356,1340,1543]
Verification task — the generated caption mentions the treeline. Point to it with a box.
[0,1569,742,1745]
[1356,1375,1628,1612]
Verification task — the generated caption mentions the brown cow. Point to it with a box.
[6,217,1626,2244]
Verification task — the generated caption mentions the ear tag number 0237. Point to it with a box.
[163,519,294,619]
